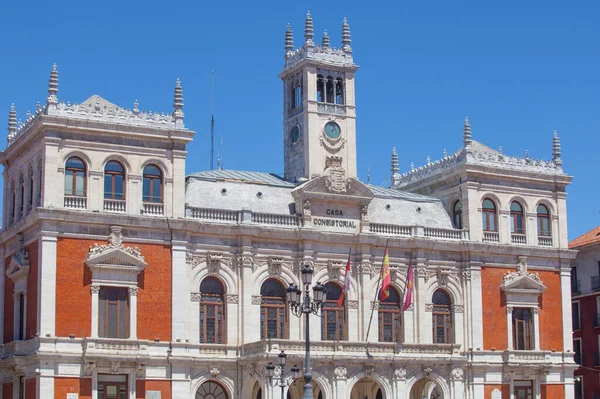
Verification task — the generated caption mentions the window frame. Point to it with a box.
[260,279,288,340]
[512,307,534,350]
[452,200,463,229]
[142,164,163,204]
[199,277,226,344]
[104,161,126,200]
[536,204,551,237]
[64,156,87,197]
[482,198,497,232]
[432,290,453,344]
[378,286,402,343]
[510,201,525,234]
[322,282,346,341]
[99,286,129,339]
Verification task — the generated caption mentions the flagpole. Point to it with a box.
[365,240,388,343]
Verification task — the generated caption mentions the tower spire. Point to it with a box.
[285,23,294,53]
[342,17,352,53]
[7,104,17,143]
[304,11,314,47]
[322,30,330,49]
[46,63,59,109]
[463,117,472,147]
[391,147,400,187]
[173,78,184,126]
[552,130,562,165]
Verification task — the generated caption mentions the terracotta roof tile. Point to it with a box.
[569,226,600,249]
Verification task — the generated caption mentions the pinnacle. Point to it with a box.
[463,116,472,146]
[304,11,314,44]
[285,23,294,52]
[322,30,330,49]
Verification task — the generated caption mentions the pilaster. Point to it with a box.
[90,285,100,338]
[128,287,138,339]
[38,234,57,337]
[171,241,188,340]
[332,366,347,399]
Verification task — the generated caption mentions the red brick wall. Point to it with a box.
[4,269,14,343]
[483,384,510,399]
[25,377,36,399]
[56,238,172,340]
[573,293,600,396]
[540,384,564,398]
[26,241,39,339]
[3,382,13,399]
[136,380,171,399]
[54,377,92,399]
[481,267,563,351]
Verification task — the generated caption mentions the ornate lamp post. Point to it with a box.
[265,350,301,399]
[286,265,327,399]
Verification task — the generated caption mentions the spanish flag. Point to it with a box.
[403,259,414,311]
[380,247,391,300]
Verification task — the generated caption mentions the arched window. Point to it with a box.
[510,201,524,234]
[379,286,401,342]
[295,80,302,107]
[326,76,334,103]
[27,167,34,211]
[452,200,463,229]
[36,161,42,206]
[290,83,296,109]
[335,78,344,105]
[142,164,163,203]
[65,157,86,197]
[316,75,325,102]
[18,174,24,218]
[481,198,497,232]
[104,161,125,200]
[322,282,346,341]
[432,290,452,344]
[9,180,15,224]
[196,381,227,399]
[199,277,225,344]
[260,279,287,339]
[537,204,551,237]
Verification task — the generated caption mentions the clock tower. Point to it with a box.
[280,13,359,183]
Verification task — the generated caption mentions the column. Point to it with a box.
[451,368,465,399]
[533,307,540,350]
[392,368,407,398]
[332,366,348,399]
[416,264,428,343]
[92,368,98,399]
[470,264,484,350]
[560,267,574,352]
[38,360,55,399]
[128,287,138,339]
[171,242,188,340]
[38,234,57,337]
[90,285,100,338]
[506,306,513,350]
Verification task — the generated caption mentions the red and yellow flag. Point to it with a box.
[380,247,391,301]
[403,259,414,311]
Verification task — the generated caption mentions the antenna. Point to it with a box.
[367,165,371,184]
[210,70,215,170]
[217,137,223,170]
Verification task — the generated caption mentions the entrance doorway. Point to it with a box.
[350,378,384,399]
[97,375,127,399]
[409,378,443,399]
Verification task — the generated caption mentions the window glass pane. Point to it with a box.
[537,204,549,215]
[75,172,85,196]
[143,165,161,177]
[65,172,74,195]
[66,157,85,169]
[105,161,124,173]
[483,199,495,210]
[114,175,123,198]
[104,176,113,198]
[511,202,522,212]
[143,177,150,201]
[152,178,161,202]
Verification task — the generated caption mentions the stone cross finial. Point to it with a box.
[133,99,139,115]
[342,17,352,53]
[552,130,562,163]
[173,78,184,125]
[7,104,17,143]
[304,11,314,47]
[46,63,59,107]
[322,30,330,49]
[285,24,294,52]
[391,147,400,187]
[463,117,472,147]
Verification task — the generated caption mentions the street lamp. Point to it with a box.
[265,350,301,399]
[286,265,327,399]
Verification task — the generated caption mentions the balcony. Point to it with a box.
[592,276,600,291]
[538,236,553,247]
[483,231,500,243]
[64,195,87,209]
[572,279,581,295]
[142,202,164,216]
[103,198,126,213]
[511,233,527,245]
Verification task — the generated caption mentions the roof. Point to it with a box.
[367,185,442,203]
[569,226,600,249]
[188,170,295,188]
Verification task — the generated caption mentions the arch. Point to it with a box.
[287,376,326,399]
[102,154,132,171]
[535,199,555,216]
[423,276,463,306]
[335,77,344,105]
[316,75,325,102]
[62,150,93,170]
[506,195,530,213]
[479,192,502,210]
[191,260,238,298]
[313,268,358,301]
[325,76,334,103]
[64,156,87,197]
[195,381,228,399]
[140,158,169,176]
[347,369,392,399]
[406,370,450,399]
[250,266,298,297]
[190,371,234,399]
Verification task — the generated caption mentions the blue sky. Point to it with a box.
[0,1,598,240]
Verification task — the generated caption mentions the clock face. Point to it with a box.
[324,121,341,139]
[290,126,300,144]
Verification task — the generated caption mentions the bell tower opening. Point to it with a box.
[280,13,359,183]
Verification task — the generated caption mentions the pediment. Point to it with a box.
[6,235,29,283]
[501,274,547,294]
[86,226,147,274]
[292,174,375,203]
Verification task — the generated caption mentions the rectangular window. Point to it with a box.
[18,293,25,340]
[18,376,24,399]
[572,266,579,294]
[513,380,533,399]
[99,287,129,338]
[574,338,582,365]
[98,375,127,399]
[573,302,581,330]
[513,308,534,350]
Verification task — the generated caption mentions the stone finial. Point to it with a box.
[410,162,415,171]
[7,104,17,143]
[463,117,472,146]
[499,146,503,155]
[36,102,41,114]
[427,155,431,166]
[525,149,529,159]
[285,24,294,52]
[342,17,352,53]
[173,78,184,124]
[391,147,399,175]
[133,99,139,115]
[304,11,314,47]
[322,30,330,49]
[46,63,59,107]
[552,130,562,162]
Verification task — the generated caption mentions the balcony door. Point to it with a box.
[98,375,127,399]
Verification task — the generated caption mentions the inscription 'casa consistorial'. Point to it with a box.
[313,218,357,229]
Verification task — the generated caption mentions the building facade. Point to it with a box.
[0,13,577,399]
[569,227,600,399]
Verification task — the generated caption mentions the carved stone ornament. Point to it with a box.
[90,285,101,294]
[416,266,428,278]
[424,304,434,312]
[84,361,96,377]
[226,294,239,304]
[370,301,380,310]
[251,295,262,305]
[136,364,145,379]
[190,293,202,302]
[347,300,359,309]
[303,200,311,216]
[236,254,255,271]
[268,257,284,276]
[110,362,120,374]
[506,306,513,315]
[334,366,347,379]
[210,367,220,378]
[6,233,30,284]
[501,256,546,295]
[358,261,375,279]
[503,256,542,284]
[423,367,433,380]
[328,259,344,280]
[452,304,464,313]
[128,287,139,296]
[462,271,472,281]
[503,369,515,383]
[451,368,464,380]
[394,367,407,380]
[324,166,350,194]
[406,303,414,311]
[187,252,206,270]
[361,205,369,221]
[86,226,147,274]
[320,126,347,153]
